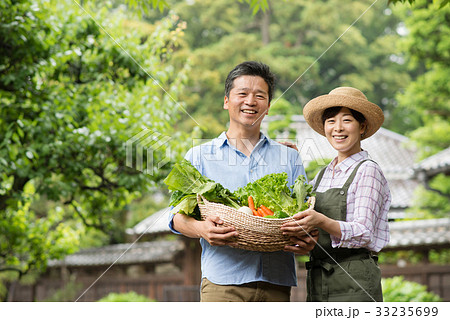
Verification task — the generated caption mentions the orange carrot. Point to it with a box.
[252,209,259,216]
[257,208,264,217]
[248,196,255,211]
[260,205,274,216]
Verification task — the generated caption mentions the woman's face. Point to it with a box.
[324,107,366,160]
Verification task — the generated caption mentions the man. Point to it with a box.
[169,61,317,302]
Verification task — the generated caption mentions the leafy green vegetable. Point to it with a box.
[292,175,314,212]
[274,210,289,218]
[164,160,315,220]
[234,172,295,214]
[233,172,314,216]
[163,159,240,219]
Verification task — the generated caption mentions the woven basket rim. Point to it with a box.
[196,194,316,252]
[197,194,315,221]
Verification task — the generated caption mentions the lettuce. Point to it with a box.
[292,175,314,212]
[164,159,240,219]
[164,159,314,220]
[233,172,314,216]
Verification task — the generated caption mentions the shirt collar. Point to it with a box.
[328,150,369,173]
[215,131,268,150]
[215,132,229,148]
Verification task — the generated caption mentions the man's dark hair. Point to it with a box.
[322,106,366,125]
[224,61,276,102]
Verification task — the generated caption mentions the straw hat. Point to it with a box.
[303,87,384,140]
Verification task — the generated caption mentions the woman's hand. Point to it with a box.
[280,209,325,237]
[280,209,342,239]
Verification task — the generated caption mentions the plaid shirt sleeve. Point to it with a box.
[331,162,391,252]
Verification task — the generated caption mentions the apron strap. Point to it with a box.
[312,166,328,192]
[342,159,376,190]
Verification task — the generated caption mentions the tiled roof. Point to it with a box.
[388,179,420,209]
[385,218,450,250]
[48,240,184,267]
[127,209,450,251]
[127,207,172,235]
[262,115,418,208]
[414,147,450,177]
[126,207,172,236]
[61,218,450,265]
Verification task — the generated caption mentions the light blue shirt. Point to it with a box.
[169,132,306,286]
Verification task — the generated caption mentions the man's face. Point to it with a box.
[224,75,270,130]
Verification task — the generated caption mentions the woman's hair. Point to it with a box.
[322,106,366,125]
[224,61,276,103]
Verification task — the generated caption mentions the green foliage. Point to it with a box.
[239,0,269,15]
[379,249,450,266]
[121,0,269,16]
[43,276,83,302]
[407,174,450,219]
[97,291,155,302]
[305,158,332,181]
[382,276,442,302]
[0,183,80,275]
[166,0,409,137]
[429,249,450,265]
[393,0,449,156]
[389,0,449,9]
[408,116,450,160]
[378,250,426,265]
[267,98,297,139]
[0,0,189,288]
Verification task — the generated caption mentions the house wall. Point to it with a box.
[9,263,449,302]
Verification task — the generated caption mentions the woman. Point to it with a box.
[281,87,391,302]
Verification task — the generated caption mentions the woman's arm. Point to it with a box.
[281,162,390,251]
[332,162,390,250]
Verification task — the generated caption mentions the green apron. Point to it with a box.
[306,159,383,302]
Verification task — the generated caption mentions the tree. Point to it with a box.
[392,0,449,158]
[391,0,450,220]
[0,0,189,294]
[164,0,409,137]
[122,0,269,15]
[389,0,449,8]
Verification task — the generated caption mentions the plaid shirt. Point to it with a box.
[311,151,391,252]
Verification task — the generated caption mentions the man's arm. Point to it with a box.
[173,213,240,247]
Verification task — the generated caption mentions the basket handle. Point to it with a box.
[196,194,205,204]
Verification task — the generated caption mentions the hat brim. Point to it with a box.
[303,94,384,139]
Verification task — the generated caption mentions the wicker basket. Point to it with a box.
[197,194,315,252]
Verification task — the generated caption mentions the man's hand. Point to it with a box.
[196,215,239,247]
[283,229,319,254]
